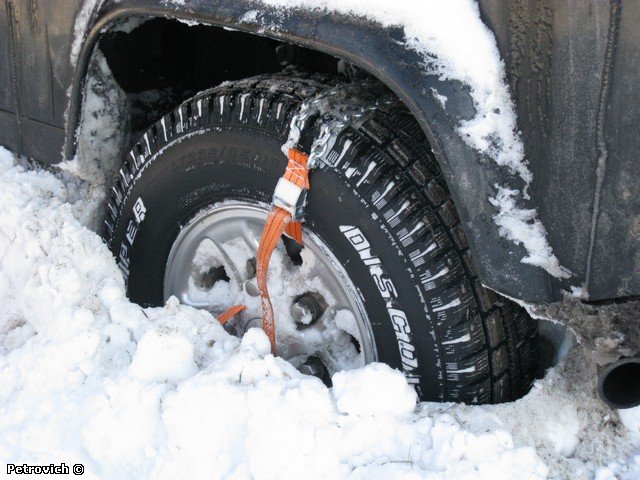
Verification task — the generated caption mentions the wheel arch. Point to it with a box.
[67,0,558,303]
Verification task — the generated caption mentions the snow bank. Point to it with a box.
[1,147,639,478]
[0,148,551,478]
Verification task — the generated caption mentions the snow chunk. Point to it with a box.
[333,363,417,416]
[241,327,272,356]
[0,147,13,170]
[430,87,448,108]
[130,329,198,383]
[542,403,581,457]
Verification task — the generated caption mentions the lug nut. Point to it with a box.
[243,317,262,334]
[246,257,257,278]
[244,279,259,297]
[291,292,327,327]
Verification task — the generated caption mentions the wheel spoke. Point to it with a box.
[204,236,245,282]
[239,222,260,254]
[176,291,210,309]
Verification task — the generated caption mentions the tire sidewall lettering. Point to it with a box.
[340,225,420,383]
[117,196,147,284]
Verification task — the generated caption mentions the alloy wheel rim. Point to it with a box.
[164,201,377,373]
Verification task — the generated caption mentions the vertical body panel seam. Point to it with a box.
[585,0,621,288]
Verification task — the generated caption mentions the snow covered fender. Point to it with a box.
[67,0,564,303]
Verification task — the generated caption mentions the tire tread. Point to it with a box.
[104,73,537,404]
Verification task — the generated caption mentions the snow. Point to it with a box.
[129,328,198,383]
[70,0,103,66]
[332,363,417,416]
[490,187,572,278]
[60,51,127,187]
[621,408,640,443]
[430,88,448,108]
[109,16,151,34]
[1,146,640,478]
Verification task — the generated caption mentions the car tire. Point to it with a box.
[104,73,537,403]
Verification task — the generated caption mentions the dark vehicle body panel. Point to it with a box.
[0,0,638,304]
[481,0,640,302]
[1,0,77,162]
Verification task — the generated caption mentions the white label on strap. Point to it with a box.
[273,177,305,216]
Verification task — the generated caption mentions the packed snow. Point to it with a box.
[0,148,639,479]
[61,51,127,185]
[489,187,572,278]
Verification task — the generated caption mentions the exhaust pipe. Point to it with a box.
[597,357,640,409]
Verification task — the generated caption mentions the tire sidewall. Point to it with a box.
[111,125,439,398]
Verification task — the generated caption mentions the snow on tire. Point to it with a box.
[104,73,537,404]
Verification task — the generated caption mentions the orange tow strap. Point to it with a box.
[217,304,246,325]
[257,148,310,355]
[216,148,310,356]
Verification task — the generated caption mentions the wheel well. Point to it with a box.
[98,16,343,135]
